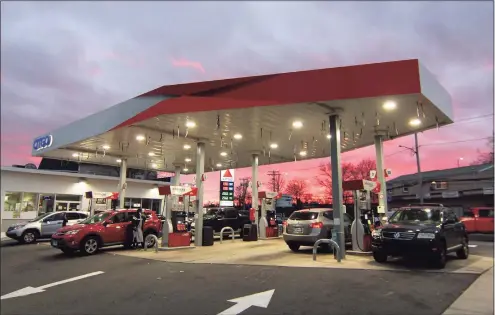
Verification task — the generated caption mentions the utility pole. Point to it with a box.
[399,132,423,204]
[267,170,282,192]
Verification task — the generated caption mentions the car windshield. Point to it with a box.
[389,208,442,223]
[289,211,319,221]
[206,209,219,216]
[80,212,112,224]
[28,212,52,222]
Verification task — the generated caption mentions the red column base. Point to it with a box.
[168,232,191,247]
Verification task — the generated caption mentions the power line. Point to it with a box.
[421,136,492,147]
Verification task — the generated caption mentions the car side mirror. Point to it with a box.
[102,221,109,227]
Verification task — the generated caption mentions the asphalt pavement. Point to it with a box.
[1,241,483,315]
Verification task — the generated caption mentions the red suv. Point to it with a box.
[50,209,162,255]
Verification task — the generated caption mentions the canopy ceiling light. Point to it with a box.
[136,135,145,141]
[72,153,79,157]
[326,134,331,139]
[292,121,303,129]
[151,163,157,168]
[116,159,122,163]
[216,163,222,167]
[233,133,243,140]
[409,118,422,127]
[102,145,110,150]
[299,151,307,157]
[148,152,155,156]
[185,121,196,128]
[382,100,397,111]
[270,143,278,149]
[183,168,189,172]
[185,157,192,162]
[183,144,191,150]
[220,151,228,157]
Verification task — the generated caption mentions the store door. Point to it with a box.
[55,201,81,211]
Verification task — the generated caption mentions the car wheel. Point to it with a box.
[81,237,99,255]
[144,232,157,249]
[456,237,469,259]
[373,251,388,263]
[432,242,447,269]
[288,243,300,252]
[21,230,39,244]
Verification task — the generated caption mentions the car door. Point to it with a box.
[40,212,65,237]
[477,209,494,233]
[442,209,457,249]
[65,212,81,226]
[101,213,127,243]
[223,208,239,231]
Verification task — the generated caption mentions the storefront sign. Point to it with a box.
[442,191,459,198]
[219,169,235,206]
[483,187,494,195]
[159,186,198,196]
[32,135,53,151]
[91,192,119,200]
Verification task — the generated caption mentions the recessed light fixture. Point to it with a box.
[148,152,155,157]
[102,145,110,150]
[116,159,122,163]
[270,143,278,149]
[183,168,189,172]
[299,151,307,157]
[409,118,422,127]
[136,135,145,141]
[216,163,222,167]
[185,121,196,128]
[183,144,191,150]
[382,101,397,111]
[292,121,303,129]
[151,163,157,168]
[185,157,192,162]
[233,133,243,140]
[72,153,79,157]
[326,134,331,139]
[220,151,228,157]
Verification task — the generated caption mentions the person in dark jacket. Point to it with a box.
[62,213,68,227]
[132,209,144,248]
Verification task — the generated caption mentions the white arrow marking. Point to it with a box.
[217,289,275,315]
[468,244,478,248]
[1,271,104,300]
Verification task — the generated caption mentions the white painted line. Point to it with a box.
[1,271,104,300]
[217,289,275,315]
[468,245,478,248]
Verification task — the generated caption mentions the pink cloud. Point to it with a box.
[171,57,206,73]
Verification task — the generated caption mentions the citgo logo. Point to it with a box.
[33,135,53,151]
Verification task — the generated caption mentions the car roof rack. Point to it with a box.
[407,203,444,207]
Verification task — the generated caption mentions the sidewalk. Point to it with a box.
[442,267,494,315]
[1,232,6,240]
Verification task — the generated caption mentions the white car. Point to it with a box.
[5,211,89,244]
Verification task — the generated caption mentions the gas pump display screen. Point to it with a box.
[219,181,234,206]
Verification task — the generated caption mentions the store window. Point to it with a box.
[141,199,151,210]
[4,192,22,214]
[22,193,38,212]
[39,194,55,214]
[151,199,161,214]
[124,198,131,209]
[55,194,81,202]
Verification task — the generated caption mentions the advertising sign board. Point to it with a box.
[219,169,235,206]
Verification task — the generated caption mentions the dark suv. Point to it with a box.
[191,207,251,236]
[371,205,469,268]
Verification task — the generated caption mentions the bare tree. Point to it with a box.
[235,177,251,208]
[267,170,286,192]
[284,178,308,202]
[353,158,377,180]
[471,137,494,165]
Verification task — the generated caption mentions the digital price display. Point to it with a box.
[219,181,234,206]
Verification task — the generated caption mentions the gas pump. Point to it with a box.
[158,185,196,248]
[258,191,281,239]
[85,191,119,215]
[342,180,381,252]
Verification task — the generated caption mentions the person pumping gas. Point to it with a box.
[132,208,145,249]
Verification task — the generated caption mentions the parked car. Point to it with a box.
[460,207,494,234]
[371,205,469,269]
[283,208,352,252]
[50,209,162,255]
[191,207,251,236]
[5,211,89,244]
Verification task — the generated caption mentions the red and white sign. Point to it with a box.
[384,169,392,177]
[362,180,381,193]
[258,191,281,199]
[92,192,119,200]
[158,186,198,196]
[369,170,377,179]
[220,169,235,182]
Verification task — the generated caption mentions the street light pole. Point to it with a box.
[457,157,464,167]
[399,132,423,204]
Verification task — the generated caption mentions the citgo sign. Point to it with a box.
[33,135,53,151]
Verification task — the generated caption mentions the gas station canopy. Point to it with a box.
[31,59,453,173]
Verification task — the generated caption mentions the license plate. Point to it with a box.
[51,240,58,247]
[294,228,303,234]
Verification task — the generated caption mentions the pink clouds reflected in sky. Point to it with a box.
[1,2,493,203]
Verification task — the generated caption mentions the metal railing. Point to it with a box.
[144,234,159,253]
[312,239,341,263]
[219,227,235,243]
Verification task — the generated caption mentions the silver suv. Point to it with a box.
[283,208,352,251]
[5,211,89,244]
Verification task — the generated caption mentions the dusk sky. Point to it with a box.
[1,1,493,203]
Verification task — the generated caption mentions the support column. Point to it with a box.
[251,154,259,220]
[167,164,182,219]
[374,135,388,215]
[194,142,205,247]
[118,158,128,208]
[329,114,346,259]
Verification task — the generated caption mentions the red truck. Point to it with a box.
[460,207,494,234]
[50,209,162,255]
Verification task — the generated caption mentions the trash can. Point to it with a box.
[202,226,214,246]
[243,224,258,242]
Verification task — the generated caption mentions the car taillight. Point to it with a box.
[283,221,288,226]
[310,222,323,229]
